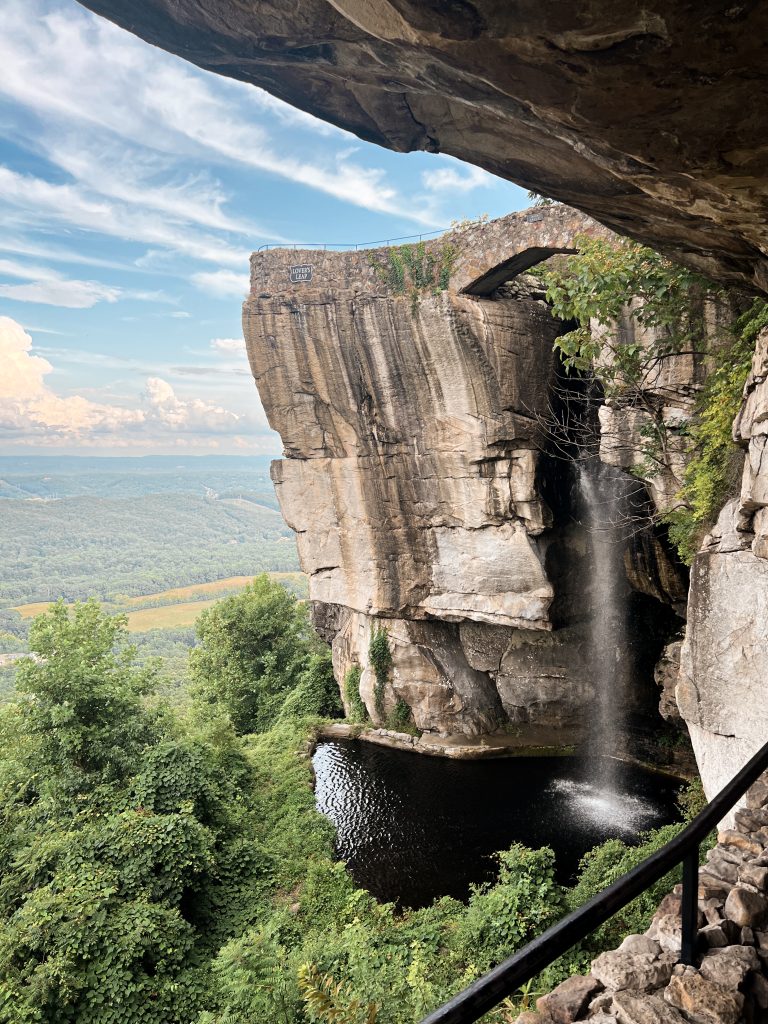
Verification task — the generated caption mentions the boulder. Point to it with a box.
[612,991,687,1024]
[700,923,741,949]
[739,864,768,891]
[591,952,676,994]
[536,974,603,1024]
[718,830,764,858]
[699,945,759,990]
[663,973,744,1024]
[648,915,682,955]
[724,886,768,929]
[619,936,663,956]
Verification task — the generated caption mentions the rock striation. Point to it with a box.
[77,0,768,294]
[244,206,684,737]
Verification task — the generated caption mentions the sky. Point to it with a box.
[0,0,530,456]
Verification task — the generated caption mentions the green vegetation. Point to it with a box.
[367,241,457,313]
[0,593,707,1023]
[192,575,341,734]
[368,626,393,720]
[540,237,766,561]
[343,665,368,724]
[0,491,298,605]
[541,236,717,384]
[666,298,768,561]
[387,699,414,733]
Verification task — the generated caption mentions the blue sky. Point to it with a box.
[0,0,529,455]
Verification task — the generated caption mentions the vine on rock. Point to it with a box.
[368,626,393,721]
[343,664,368,724]
[367,241,456,314]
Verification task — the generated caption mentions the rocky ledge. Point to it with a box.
[521,783,768,1024]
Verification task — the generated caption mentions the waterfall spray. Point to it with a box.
[578,460,630,794]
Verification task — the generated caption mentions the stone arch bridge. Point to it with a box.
[248,203,615,300]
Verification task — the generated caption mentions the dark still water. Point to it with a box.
[313,740,680,909]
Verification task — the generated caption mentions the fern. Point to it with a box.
[298,964,378,1024]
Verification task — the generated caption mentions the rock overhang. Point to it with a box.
[76,0,768,293]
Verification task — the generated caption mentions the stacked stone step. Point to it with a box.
[517,781,768,1024]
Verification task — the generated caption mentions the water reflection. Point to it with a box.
[313,740,679,909]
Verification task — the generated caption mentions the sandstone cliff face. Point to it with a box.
[244,207,683,738]
[79,0,768,294]
[678,327,768,815]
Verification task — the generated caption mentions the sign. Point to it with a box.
[289,264,313,284]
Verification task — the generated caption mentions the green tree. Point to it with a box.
[541,236,717,386]
[279,646,343,723]
[191,575,312,733]
[0,601,267,1024]
[15,599,163,803]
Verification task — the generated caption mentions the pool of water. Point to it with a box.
[313,739,681,908]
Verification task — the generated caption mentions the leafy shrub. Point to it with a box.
[368,627,393,720]
[280,648,343,723]
[386,699,413,732]
[344,665,368,724]
[191,574,335,733]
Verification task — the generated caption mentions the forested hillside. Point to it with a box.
[0,587,701,1023]
[0,492,297,604]
[0,456,301,697]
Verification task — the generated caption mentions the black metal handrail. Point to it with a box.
[421,740,768,1024]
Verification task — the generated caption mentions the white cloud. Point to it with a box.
[170,311,191,319]
[0,257,121,308]
[0,236,138,273]
[211,337,246,353]
[191,270,250,298]
[0,317,143,438]
[0,166,252,269]
[144,376,240,432]
[0,0,439,231]
[0,317,266,449]
[422,163,492,193]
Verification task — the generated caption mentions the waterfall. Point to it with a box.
[578,460,630,794]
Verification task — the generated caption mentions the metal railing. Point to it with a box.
[255,228,447,253]
[421,739,768,1024]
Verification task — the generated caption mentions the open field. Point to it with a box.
[123,572,304,605]
[13,602,55,620]
[124,600,218,631]
[14,571,307,622]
